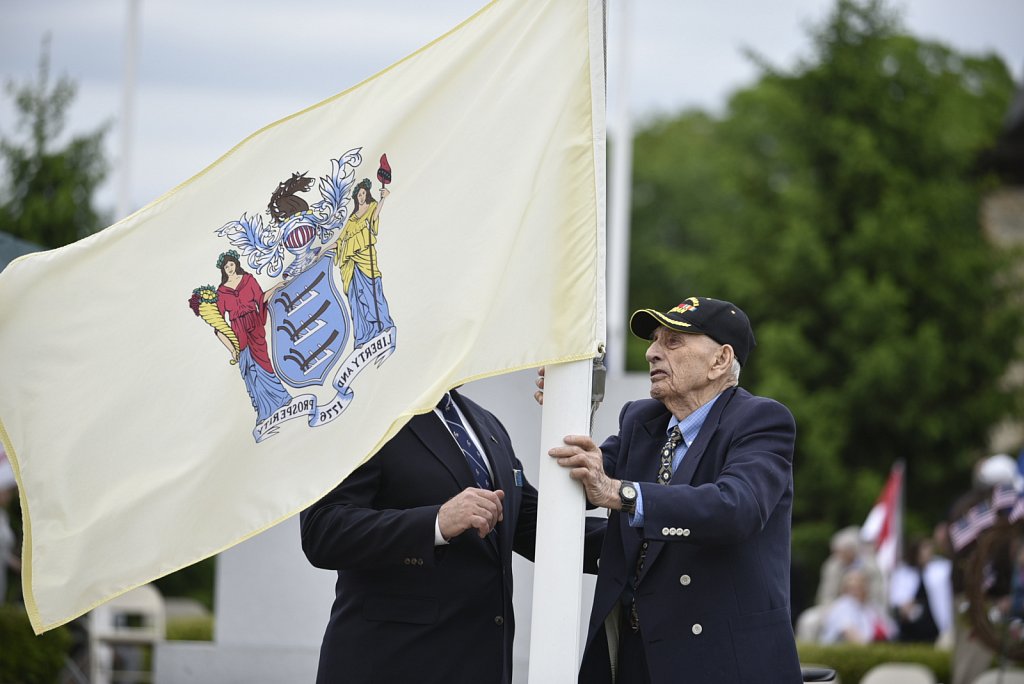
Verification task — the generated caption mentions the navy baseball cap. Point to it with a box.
[629,297,756,366]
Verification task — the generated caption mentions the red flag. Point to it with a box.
[861,461,904,577]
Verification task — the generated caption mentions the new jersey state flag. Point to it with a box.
[0,0,606,633]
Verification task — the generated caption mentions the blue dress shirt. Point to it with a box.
[629,392,722,527]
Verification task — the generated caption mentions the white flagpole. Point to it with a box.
[606,0,633,376]
[527,360,593,683]
[527,1,608,681]
[117,0,140,220]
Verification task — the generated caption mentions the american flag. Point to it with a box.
[950,500,998,552]
[993,483,1019,512]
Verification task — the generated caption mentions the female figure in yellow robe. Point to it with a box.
[335,178,395,347]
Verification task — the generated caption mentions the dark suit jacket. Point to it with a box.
[580,387,802,684]
[300,390,537,684]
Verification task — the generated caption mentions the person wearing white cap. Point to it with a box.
[947,452,1023,684]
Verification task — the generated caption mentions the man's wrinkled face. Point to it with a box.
[645,326,719,404]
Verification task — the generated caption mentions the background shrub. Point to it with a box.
[0,605,71,684]
[798,642,953,683]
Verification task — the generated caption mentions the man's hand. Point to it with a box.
[549,435,620,509]
[533,366,545,405]
[438,488,505,540]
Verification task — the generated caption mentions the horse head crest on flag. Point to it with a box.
[268,172,315,223]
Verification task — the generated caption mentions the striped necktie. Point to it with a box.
[439,393,493,490]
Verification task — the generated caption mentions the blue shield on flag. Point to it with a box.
[268,252,349,388]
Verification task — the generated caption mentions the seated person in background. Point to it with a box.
[820,568,896,644]
[889,535,953,643]
[817,526,885,609]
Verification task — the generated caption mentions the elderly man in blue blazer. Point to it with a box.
[549,296,802,683]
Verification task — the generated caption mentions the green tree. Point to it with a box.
[627,0,1023,564]
[0,36,110,249]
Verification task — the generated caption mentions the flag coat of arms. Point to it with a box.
[0,0,605,632]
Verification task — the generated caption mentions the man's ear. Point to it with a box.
[709,343,734,378]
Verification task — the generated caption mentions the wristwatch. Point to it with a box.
[618,480,638,514]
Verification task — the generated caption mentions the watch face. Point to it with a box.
[622,483,637,499]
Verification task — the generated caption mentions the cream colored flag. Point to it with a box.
[0,0,606,633]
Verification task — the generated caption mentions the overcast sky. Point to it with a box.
[1,0,1021,218]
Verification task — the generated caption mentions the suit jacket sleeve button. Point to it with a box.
[494,616,504,625]
[661,527,670,535]
[681,528,690,537]
[692,623,702,635]
[679,574,691,586]
[403,558,410,565]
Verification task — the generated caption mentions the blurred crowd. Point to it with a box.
[797,524,953,647]
[796,453,1024,684]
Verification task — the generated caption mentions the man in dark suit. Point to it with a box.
[549,296,802,683]
[300,389,538,684]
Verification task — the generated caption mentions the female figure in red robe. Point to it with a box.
[216,251,291,422]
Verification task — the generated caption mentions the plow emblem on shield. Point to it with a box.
[269,254,349,388]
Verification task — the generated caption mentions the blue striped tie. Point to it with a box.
[439,393,493,490]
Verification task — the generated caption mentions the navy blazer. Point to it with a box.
[580,387,803,684]
[300,391,537,684]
